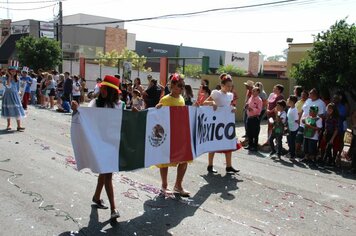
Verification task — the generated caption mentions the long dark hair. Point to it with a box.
[184,85,194,98]
[96,86,119,108]
[326,102,339,119]
[202,85,211,95]
[7,70,18,82]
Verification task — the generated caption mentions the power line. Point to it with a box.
[0,0,62,3]
[0,3,57,10]
[129,22,325,34]
[61,0,311,26]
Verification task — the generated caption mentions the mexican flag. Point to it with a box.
[119,106,196,171]
[71,106,196,173]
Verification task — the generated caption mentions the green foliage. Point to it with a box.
[267,55,286,61]
[292,19,356,94]
[16,36,61,71]
[176,64,202,78]
[217,64,246,76]
[97,48,151,72]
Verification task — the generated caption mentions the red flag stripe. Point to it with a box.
[169,106,194,163]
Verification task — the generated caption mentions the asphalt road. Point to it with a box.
[0,105,355,236]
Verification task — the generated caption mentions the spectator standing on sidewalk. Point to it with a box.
[242,80,254,138]
[286,95,299,160]
[63,72,73,103]
[265,84,284,146]
[268,100,287,159]
[72,75,81,104]
[20,69,32,110]
[245,86,263,152]
[29,72,37,105]
[255,82,268,121]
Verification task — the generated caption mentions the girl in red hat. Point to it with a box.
[72,75,123,219]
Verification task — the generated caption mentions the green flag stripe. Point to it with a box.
[119,110,148,171]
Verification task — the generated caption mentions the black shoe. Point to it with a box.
[226,166,240,173]
[269,151,276,157]
[17,127,25,132]
[244,146,250,150]
[92,198,109,209]
[249,147,258,152]
[207,165,218,173]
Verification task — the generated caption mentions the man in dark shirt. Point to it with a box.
[143,78,161,108]
[63,72,73,102]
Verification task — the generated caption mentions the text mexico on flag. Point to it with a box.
[71,106,236,174]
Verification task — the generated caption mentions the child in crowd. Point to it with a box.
[203,73,240,174]
[302,105,323,164]
[321,103,339,165]
[245,86,262,152]
[195,86,210,106]
[131,89,144,111]
[268,100,287,159]
[286,95,299,160]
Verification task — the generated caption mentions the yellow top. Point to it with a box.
[159,94,185,107]
[295,99,305,114]
[156,94,189,168]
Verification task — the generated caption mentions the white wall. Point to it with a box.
[63,14,124,30]
[127,33,136,51]
[224,52,249,71]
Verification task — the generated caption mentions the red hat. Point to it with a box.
[99,75,121,94]
[170,73,181,82]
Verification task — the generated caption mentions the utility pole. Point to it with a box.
[7,0,10,18]
[58,0,63,72]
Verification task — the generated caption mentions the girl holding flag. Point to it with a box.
[156,73,190,197]
[203,73,240,174]
[72,75,123,219]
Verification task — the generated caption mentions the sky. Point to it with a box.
[1,0,356,57]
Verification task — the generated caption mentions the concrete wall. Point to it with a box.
[63,26,105,48]
[286,43,313,94]
[201,75,290,121]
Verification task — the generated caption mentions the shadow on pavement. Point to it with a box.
[0,129,16,135]
[59,173,242,236]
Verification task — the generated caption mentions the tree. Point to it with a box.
[97,48,150,72]
[176,64,202,78]
[217,64,245,76]
[291,19,356,97]
[266,54,286,61]
[16,36,61,71]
